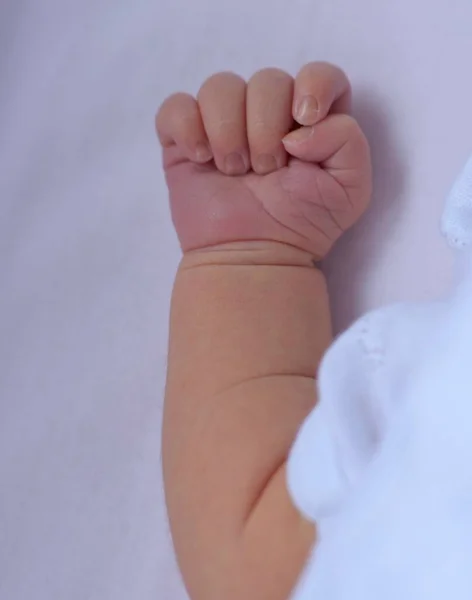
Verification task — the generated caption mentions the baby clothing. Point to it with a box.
[287,154,472,599]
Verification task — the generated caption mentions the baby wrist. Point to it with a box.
[180,241,320,270]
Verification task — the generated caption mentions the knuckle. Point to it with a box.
[156,93,194,123]
[159,92,193,113]
[302,61,343,75]
[155,93,200,143]
[249,67,290,85]
[167,91,194,103]
[297,61,323,79]
[199,71,245,97]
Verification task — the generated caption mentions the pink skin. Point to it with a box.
[157,63,372,259]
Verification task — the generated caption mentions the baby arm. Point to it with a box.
[165,242,330,600]
[158,64,372,600]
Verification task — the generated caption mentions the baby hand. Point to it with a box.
[157,63,372,260]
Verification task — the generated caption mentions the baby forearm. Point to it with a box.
[166,241,331,393]
[163,241,332,599]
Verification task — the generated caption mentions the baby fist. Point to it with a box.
[157,62,372,260]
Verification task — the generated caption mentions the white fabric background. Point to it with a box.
[0,1,469,598]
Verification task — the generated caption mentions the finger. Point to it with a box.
[283,114,369,174]
[156,93,213,166]
[293,62,351,126]
[198,72,249,176]
[246,68,294,175]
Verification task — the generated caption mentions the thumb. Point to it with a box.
[282,114,370,176]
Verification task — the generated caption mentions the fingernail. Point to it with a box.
[282,126,314,146]
[224,152,247,175]
[255,153,278,174]
[195,142,213,163]
[296,95,319,124]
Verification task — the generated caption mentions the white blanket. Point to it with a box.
[288,156,472,599]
